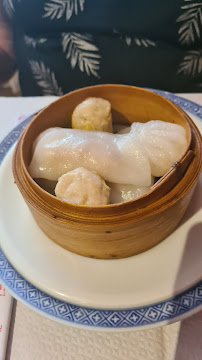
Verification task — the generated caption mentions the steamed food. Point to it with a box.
[29,121,186,184]
[29,127,151,186]
[72,97,113,132]
[29,96,188,205]
[130,121,187,177]
[55,167,110,205]
[108,177,155,203]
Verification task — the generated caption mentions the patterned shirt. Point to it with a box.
[3,0,202,96]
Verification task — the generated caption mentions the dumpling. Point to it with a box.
[29,127,151,186]
[131,121,187,177]
[108,177,155,203]
[55,167,110,206]
[72,97,113,132]
[29,120,187,188]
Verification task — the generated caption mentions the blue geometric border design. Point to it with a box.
[0,92,201,328]
[151,89,202,120]
[0,248,201,328]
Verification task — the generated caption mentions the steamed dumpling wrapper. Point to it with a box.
[29,120,187,185]
[108,176,155,203]
[29,127,151,186]
[130,121,187,177]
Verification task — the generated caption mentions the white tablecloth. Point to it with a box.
[0,94,201,360]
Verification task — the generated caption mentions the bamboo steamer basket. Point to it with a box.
[13,85,202,259]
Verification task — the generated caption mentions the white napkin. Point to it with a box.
[0,284,13,360]
[7,301,202,360]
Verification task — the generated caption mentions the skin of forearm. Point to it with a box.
[0,0,15,59]
[0,0,16,83]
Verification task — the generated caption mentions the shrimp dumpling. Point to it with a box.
[29,127,152,186]
[108,177,155,203]
[55,167,110,206]
[131,121,187,177]
[72,97,113,132]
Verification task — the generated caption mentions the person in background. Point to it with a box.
[0,0,16,85]
[0,0,201,96]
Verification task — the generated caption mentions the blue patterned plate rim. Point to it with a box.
[0,91,201,329]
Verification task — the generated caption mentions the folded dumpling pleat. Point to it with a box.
[130,121,187,177]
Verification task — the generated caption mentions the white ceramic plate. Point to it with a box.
[0,91,201,330]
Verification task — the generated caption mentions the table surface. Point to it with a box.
[0,93,201,360]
